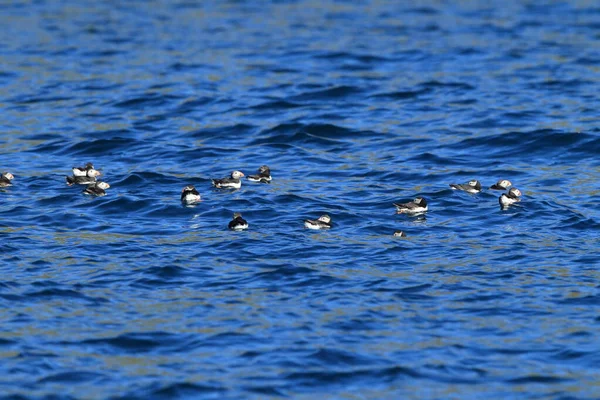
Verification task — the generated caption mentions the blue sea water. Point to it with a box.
[1,1,600,398]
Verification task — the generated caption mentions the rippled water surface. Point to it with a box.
[1,1,600,399]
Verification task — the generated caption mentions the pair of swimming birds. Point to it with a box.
[222,213,330,231]
[181,166,272,204]
[210,166,272,189]
[394,179,522,213]
[65,163,110,196]
[305,216,407,236]
[448,179,522,208]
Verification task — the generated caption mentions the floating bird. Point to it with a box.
[393,230,407,237]
[83,181,110,197]
[450,179,481,193]
[490,179,512,190]
[228,212,248,230]
[393,197,428,214]
[247,165,272,183]
[0,172,14,187]
[66,169,101,186]
[181,185,201,204]
[499,188,522,208]
[212,171,244,189]
[72,162,100,177]
[304,214,332,230]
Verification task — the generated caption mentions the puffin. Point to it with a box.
[212,171,244,189]
[304,214,332,230]
[393,197,428,214]
[450,180,482,193]
[490,179,512,190]
[181,185,201,204]
[83,181,110,197]
[72,162,99,177]
[499,188,522,208]
[66,166,102,186]
[247,165,272,183]
[228,213,248,230]
[0,172,14,187]
[66,169,101,186]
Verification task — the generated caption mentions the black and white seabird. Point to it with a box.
[393,197,428,214]
[304,214,332,230]
[66,166,101,186]
[72,162,99,177]
[450,180,481,193]
[212,171,244,189]
[499,188,522,208]
[247,165,272,183]
[83,181,110,197]
[228,213,248,230]
[181,185,201,204]
[0,172,14,187]
[490,179,512,190]
[66,172,100,186]
[393,230,407,237]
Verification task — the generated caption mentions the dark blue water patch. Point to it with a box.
[290,85,364,101]
[557,295,600,306]
[241,265,342,289]
[64,137,139,156]
[24,288,108,305]
[188,123,257,140]
[406,152,470,167]
[316,52,394,66]
[307,348,382,368]
[242,385,287,397]
[406,6,440,15]
[249,123,372,148]
[110,382,229,400]
[249,99,302,110]
[109,93,182,110]
[9,95,74,105]
[38,371,106,384]
[74,80,124,92]
[506,375,572,384]
[80,49,126,58]
[144,264,189,278]
[284,365,420,390]
[369,88,431,100]
[168,62,208,72]
[113,172,167,186]
[528,78,594,91]
[446,129,597,161]
[575,56,600,66]
[419,80,476,91]
[0,338,18,346]
[172,96,217,114]
[63,332,189,355]
[137,382,228,399]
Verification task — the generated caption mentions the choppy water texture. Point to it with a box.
[1,1,600,399]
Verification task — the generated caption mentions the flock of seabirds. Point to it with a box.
[0,164,522,236]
